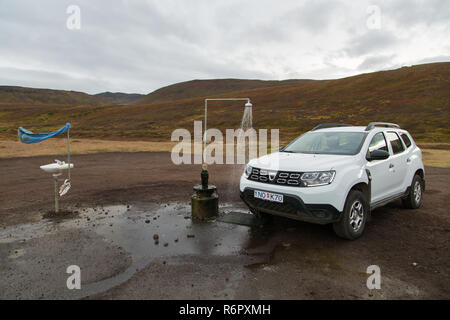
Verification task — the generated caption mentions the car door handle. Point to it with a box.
[389,163,394,169]
[407,158,411,163]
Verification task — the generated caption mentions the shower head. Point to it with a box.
[245,101,252,108]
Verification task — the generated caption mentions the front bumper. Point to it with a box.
[240,172,348,211]
[240,188,341,225]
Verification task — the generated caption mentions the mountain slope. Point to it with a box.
[0,86,143,106]
[94,92,144,105]
[0,86,103,105]
[134,79,314,105]
[0,63,448,143]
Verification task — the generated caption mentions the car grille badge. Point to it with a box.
[268,171,277,181]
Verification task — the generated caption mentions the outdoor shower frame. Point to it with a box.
[53,127,71,213]
[203,98,250,163]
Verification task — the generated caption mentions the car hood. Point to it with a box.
[248,152,358,172]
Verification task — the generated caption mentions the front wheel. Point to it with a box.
[402,174,424,209]
[333,190,368,240]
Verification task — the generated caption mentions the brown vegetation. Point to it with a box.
[0,86,143,105]
[134,79,314,105]
[0,63,448,144]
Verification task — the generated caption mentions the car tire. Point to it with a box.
[402,174,424,209]
[333,190,368,240]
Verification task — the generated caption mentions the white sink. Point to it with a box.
[40,160,74,174]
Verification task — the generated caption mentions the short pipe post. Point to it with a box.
[191,184,218,220]
[191,164,218,220]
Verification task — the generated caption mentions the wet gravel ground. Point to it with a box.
[0,152,449,299]
[0,202,255,299]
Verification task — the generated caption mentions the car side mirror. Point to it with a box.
[367,149,389,161]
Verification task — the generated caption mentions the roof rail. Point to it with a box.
[365,122,400,131]
[311,123,353,131]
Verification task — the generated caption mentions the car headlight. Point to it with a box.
[300,171,335,187]
[244,165,253,178]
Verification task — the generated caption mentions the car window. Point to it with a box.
[386,131,405,154]
[368,132,388,153]
[283,131,367,155]
[400,133,412,148]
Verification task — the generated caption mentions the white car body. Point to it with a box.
[240,124,425,228]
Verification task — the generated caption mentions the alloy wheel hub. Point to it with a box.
[349,200,364,232]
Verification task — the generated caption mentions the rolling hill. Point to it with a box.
[134,79,314,105]
[0,79,310,106]
[0,86,102,105]
[94,92,144,105]
[0,86,143,105]
[0,62,448,143]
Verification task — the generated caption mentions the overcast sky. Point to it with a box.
[0,0,449,94]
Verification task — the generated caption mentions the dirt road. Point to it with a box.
[0,152,449,299]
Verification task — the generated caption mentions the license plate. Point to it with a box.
[254,190,284,203]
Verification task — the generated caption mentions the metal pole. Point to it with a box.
[54,174,59,213]
[67,128,70,181]
[203,98,250,163]
[204,99,207,162]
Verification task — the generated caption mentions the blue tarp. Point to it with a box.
[18,123,70,144]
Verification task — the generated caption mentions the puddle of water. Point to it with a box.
[0,202,256,299]
[218,210,262,227]
[77,202,253,261]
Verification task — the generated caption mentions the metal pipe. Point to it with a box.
[67,128,71,181]
[54,174,59,213]
[203,98,251,162]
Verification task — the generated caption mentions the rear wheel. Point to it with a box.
[402,174,424,209]
[333,190,368,240]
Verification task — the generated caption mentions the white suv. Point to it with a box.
[240,123,425,240]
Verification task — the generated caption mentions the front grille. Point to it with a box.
[240,189,341,224]
[248,167,306,187]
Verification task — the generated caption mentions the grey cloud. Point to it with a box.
[283,0,347,33]
[381,0,450,28]
[0,67,110,92]
[416,56,450,65]
[0,0,449,94]
[357,54,397,70]
[344,31,401,57]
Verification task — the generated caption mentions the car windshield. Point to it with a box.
[283,131,367,155]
